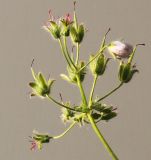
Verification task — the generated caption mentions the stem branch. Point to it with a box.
[89,74,98,107]
[46,95,82,113]
[97,83,123,102]
[52,122,76,139]
[76,75,87,108]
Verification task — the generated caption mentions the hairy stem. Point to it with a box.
[88,114,119,160]
[75,43,80,65]
[53,121,76,139]
[89,74,98,107]
[76,75,87,109]
[63,37,77,70]
[58,38,72,68]
[97,83,123,102]
[46,95,82,113]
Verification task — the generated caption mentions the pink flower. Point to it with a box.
[108,41,133,58]
[62,13,73,26]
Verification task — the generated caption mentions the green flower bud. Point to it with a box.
[89,54,110,76]
[70,24,85,44]
[60,61,86,84]
[118,61,139,83]
[43,10,61,39]
[29,68,55,98]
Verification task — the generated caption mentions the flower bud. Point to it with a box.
[60,61,86,84]
[60,13,73,36]
[108,41,133,59]
[70,24,85,44]
[43,11,61,39]
[89,54,110,76]
[29,68,55,98]
[118,61,138,83]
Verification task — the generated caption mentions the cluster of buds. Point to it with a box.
[43,7,85,44]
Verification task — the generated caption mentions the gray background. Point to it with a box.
[0,0,151,159]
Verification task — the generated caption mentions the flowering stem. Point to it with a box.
[88,114,119,160]
[58,38,72,68]
[76,75,87,109]
[75,43,80,65]
[97,83,123,102]
[77,45,107,73]
[46,95,82,113]
[89,74,98,107]
[63,37,77,70]
[52,121,76,139]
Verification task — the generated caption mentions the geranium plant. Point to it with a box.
[28,2,144,160]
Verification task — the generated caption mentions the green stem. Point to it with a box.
[88,114,119,160]
[99,28,111,52]
[63,37,77,70]
[97,83,123,102]
[46,95,82,113]
[76,75,87,108]
[52,122,76,139]
[75,43,79,65]
[89,74,98,107]
[77,45,107,73]
[58,39,72,68]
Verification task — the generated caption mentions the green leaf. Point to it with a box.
[101,112,117,121]
[91,112,102,120]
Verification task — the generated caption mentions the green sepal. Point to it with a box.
[70,24,85,44]
[89,54,109,76]
[61,62,86,84]
[70,26,79,43]
[118,61,124,81]
[122,63,131,82]
[77,24,84,43]
[124,68,139,83]
[60,74,72,83]
[118,62,139,83]
[49,21,61,39]
[29,68,55,98]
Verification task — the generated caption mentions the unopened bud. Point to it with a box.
[118,61,138,83]
[89,54,110,76]
[29,68,55,98]
[108,41,133,59]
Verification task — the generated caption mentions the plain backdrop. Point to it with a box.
[0,0,151,159]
